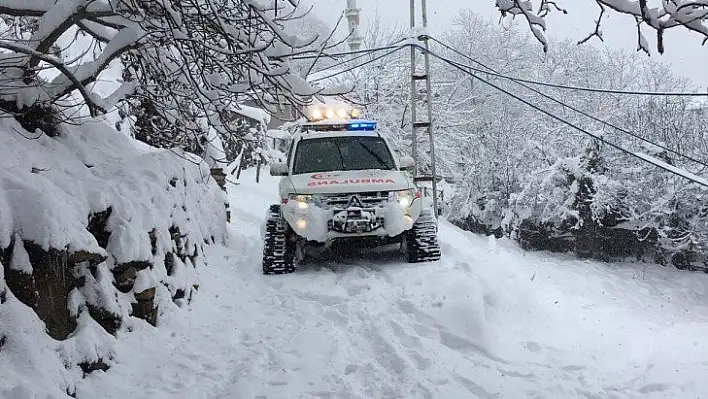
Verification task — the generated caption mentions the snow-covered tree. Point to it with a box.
[495,0,708,54]
[0,0,343,144]
[424,10,708,268]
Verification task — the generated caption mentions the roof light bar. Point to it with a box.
[300,120,377,132]
[306,104,362,122]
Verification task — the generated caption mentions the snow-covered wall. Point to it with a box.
[0,117,228,398]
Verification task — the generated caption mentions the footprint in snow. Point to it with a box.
[454,261,472,273]
[439,331,509,365]
[496,367,536,380]
[345,364,358,375]
[453,372,500,398]
[412,323,438,339]
[324,308,348,326]
[639,383,672,394]
[346,284,370,297]
[408,350,432,370]
[397,300,438,325]
[389,320,423,349]
[523,341,542,353]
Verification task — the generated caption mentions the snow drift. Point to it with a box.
[0,116,228,398]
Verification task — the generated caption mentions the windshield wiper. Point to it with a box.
[358,142,392,170]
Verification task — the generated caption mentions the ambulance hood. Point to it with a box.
[288,169,413,194]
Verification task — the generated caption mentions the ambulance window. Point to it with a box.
[292,136,395,174]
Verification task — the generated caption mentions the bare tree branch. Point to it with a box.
[578,2,605,45]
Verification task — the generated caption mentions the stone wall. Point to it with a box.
[0,117,229,393]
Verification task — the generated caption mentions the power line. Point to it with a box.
[308,38,408,76]
[424,49,708,189]
[420,38,708,98]
[309,46,406,83]
[308,49,380,76]
[288,44,403,60]
[285,39,708,187]
[427,37,708,169]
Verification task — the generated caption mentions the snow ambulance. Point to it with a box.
[261,103,441,274]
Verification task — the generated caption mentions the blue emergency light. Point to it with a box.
[347,121,377,131]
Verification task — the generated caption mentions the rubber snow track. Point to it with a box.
[76,169,708,399]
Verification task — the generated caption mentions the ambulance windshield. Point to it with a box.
[293,136,396,175]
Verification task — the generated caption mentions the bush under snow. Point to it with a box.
[0,116,228,398]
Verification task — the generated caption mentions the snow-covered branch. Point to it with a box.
[0,0,56,17]
[46,24,144,100]
[24,1,117,68]
[0,40,106,116]
[495,0,708,54]
[0,0,342,139]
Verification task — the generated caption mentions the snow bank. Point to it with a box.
[281,201,331,242]
[0,265,75,399]
[382,200,417,237]
[0,115,228,397]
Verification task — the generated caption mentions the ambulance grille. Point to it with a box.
[320,192,390,209]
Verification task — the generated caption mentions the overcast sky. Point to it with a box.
[311,0,708,89]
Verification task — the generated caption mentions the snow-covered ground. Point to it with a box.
[66,168,708,398]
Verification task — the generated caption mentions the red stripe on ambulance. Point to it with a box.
[307,178,395,187]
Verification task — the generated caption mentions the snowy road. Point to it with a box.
[77,170,708,398]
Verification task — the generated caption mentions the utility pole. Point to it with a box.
[345,0,362,51]
[409,0,439,218]
[409,0,417,171]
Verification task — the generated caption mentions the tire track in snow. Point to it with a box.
[258,247,518,397]
[288,254,510,397]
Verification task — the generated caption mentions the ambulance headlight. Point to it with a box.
[325,109,335,119]
[350,108,361,118]
[336,108,348,119]
[389,189,418,209]
[288,194,313,209]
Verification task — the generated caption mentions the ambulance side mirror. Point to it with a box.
[399,156,415,171]
[270,162,288,176]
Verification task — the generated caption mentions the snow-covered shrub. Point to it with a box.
[123,100,272,171]
[219,106,272,168]
[0,116,228,397]
[502,143,635,259]
[449,190,510,238]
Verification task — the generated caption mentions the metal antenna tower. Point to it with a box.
[409,0,439,217]
[345,0,362,51]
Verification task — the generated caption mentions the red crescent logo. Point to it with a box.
[311,173,340,179]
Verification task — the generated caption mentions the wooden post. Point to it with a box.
[235,156,244,179]
[210,168,230,222]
